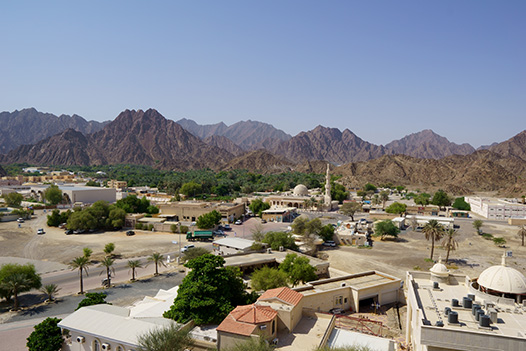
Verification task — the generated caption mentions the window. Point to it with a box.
[94,340,100,351]
[272,320,275,334]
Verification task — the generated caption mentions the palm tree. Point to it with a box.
[422,220,445,260]
[518,225,526,246]
[104,243,116,257]
[127,259,143,281]
[441,228,459,264]
[69,256,91,294]
[83,247,93,259]
[147,252,166,276]
[99,256,115,287]
[1,273,31,310]
[40,283,61,302]
[379,190,389,209]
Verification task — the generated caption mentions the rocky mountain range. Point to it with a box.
[0,108,108,154]
[0,165,6,177]
[384,129,475,158]
[489,130,526,161]
[176,118,291,150]
[0,109,234,170]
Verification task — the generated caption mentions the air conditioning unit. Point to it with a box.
[101,343,111,350]
[260,325,267,330]
[76,336,85,343]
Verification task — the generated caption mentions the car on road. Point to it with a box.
[322,240,336,247]
[213,229,226,237]
[17,218,25,223]
[222,224,232,231]
[261,219,267,224]
[181,244,195,253]
[65,229,74,235]
[126,230,135,236]
[37,228,45,235]
[235,220,242,225]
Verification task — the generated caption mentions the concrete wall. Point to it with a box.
[62,188,117,204]
[300,287,353,313]
[63,331,134,351]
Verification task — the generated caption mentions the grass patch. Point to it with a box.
[482,233,494,240]
[413,266,421,271]
[357,245,372,249]
[424,258,434,263]
[446,264,458,270]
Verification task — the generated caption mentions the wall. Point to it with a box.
[300,287,353,313]
[64,332,134,351]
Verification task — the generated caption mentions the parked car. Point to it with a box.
[37,228,45,235]
[235,220,242,225]
[323,240,336,247]
[126,230,135,236]
[329,308,345,315]
[181,244,195,253]
[58,223,67,229]
[261,219,267,224]
[65,229,74,235]
[213,229,226,237]
[222,224,232,231]
[73,229,86,234]
[17,218,25,223]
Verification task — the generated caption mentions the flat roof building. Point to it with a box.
[466,196,526,221]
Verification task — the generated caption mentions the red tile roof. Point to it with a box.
[258,287,303,306]
[217,304,277,336]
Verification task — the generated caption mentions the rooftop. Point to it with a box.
[216,304,277,336]
[298,271,400,295]
[258,287,303,306]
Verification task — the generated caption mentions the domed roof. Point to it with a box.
[430,257,449,277]
[293,184,309,196]
[478,254,526,294]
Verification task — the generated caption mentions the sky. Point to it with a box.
[1,1,524,147]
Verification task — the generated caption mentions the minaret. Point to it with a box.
[324,163,331,208]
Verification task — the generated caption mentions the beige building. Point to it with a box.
[406,255,526,351]
[466,196,526,221]
[158,201,245,223]
[107,179,127,189]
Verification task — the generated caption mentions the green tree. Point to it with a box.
[137,322,192,351]
[223,334,276,351]
[85,180,100,187]
[251,223,265,242]
[76,292,109,310]
[148,252,166,276]
[331,182,349,203]
[379,190,389,208]
[163,254,254,325]
[431,189,451,208]
[279,253,317,287]
[0,263,42,304]
[518,225,526,246]
[385,202,407,215]
[40,284,61,302]
[107,206,126,229]
[67,210,97,231]
[26,317,63,351]
[183,247,210,263]
[251,266,289,291]
[493,237,507,247]
[473,219,484,235]
[44,185,63,205]
[249,198,271,217]
[83,247,93,259]
[319,224,335,242]
[291,216,308,235]
[127,259,143,281]
[104,242,116,257]
[4,192,23,207]
[340,202,362,221]
[364,183,377,192]
[423,220,445,260]
[69,256,91,294]
[373,220,400,240]
[46,209,62,227]
[99,256,115,286]
[442,228,459,264]
[452,197,471,211]
[196,210,222,229]
[0,273,32,310]
[263,231,298,250]
[414,193,431,206]
[180,181,203,197]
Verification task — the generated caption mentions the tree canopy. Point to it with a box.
[44,185,63,205]
[137,323,191,351]
[340,202,362,221]
[373,220,400,240]
[196,210,222,229]
[414,193,431,206]
[163,254,256,325]
[4,192,23,207]
[431,189,451,208]
[452,197,471,211]
[385,202,407,215]
[66,201,126,231]
[249,198,271,217]
[251,266,289,291]
[114,195,156,214]
[0,263,42,303]
[180,181,203,197]
[26,317,63,351]
[279,253,317,287]
[263,231,298,250]
[76,292,109,310]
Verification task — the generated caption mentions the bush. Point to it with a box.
[26,317,63,351]
[135,223,143,230]
[76,292,109,310]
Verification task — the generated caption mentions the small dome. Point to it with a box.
[430,257,449,277]
[293,184,309,196]
[478,255,526,294]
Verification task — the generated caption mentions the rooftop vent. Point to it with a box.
[480,315,491,328]
[448,311,459,324]
[451,299,459,307]
[463,297,473,309]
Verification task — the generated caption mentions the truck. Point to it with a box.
[186,231,214,242]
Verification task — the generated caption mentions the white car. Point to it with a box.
[235,220,242,225]
[37,228,45,235]
[181,244,195,253]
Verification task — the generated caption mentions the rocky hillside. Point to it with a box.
[272,126,386,164]
[0,165,6,177]
[222,150,294,174]
[176,118,291,150]
[203,135,245,156]
[335,150,526,194]
[1,109,234,170]
[0,108,108,153]
[385,129,475,158]
[489,130,526,161]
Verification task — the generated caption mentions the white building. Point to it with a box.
[466,196,526,220]
[406,255,526,351]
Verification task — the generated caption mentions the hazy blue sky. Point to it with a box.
[1,1,524,147]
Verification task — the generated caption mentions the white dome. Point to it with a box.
[430,257,449,277]
[478,255,526,294]
[293,184,309,196]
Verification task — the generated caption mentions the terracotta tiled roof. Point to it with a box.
[217,304,277,336]
[258,287,303,306]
